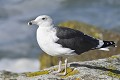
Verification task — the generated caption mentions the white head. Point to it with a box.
[28,15,53,27]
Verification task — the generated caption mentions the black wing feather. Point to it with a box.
[55,27,99,54]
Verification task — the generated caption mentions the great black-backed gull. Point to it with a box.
[28,15,116,75]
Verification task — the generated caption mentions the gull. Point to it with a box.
[28,15,116,75]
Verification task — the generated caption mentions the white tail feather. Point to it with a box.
[99,48,109,51]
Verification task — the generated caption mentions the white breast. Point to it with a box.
[36,27,74,56]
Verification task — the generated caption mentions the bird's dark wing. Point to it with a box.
[55,26,99,54]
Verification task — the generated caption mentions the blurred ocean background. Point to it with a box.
[0,0,120,72]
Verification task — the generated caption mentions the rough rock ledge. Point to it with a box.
[0,55,120,80]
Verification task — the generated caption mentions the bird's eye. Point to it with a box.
[42,18,46,20]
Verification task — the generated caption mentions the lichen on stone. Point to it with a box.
[106,55,120,63]
[60,68,79,78]
[107,71,120,79]
[103,64,120,79]
[26,67,79,78]
[26,70,49,77]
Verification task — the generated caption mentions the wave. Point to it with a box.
[0,58,39,72]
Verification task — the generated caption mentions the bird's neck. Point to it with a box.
[36,25,55,43]
[37,24,54,33]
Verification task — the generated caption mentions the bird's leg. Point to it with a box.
[57,58,68,76]
[56,57,62,72]
[63,58,68,75]
[51,57,62,74]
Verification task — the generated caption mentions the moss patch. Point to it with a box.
[75,78,81,80]
[26,67,79,78]
[107,55,119,63]
[104,65,120,79]
[26,70,49,77]
[51,67,79,78]
[110,55,119,59]
[107,71,120,79]
[60,68,79,78]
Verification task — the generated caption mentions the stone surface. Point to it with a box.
[0,55,120,80]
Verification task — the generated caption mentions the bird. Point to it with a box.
[28,15,116,75]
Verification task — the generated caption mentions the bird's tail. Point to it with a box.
[97,40,117,51]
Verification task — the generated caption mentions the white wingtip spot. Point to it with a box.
[115,45,117,47]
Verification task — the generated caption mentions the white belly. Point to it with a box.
[36,27,74,56]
